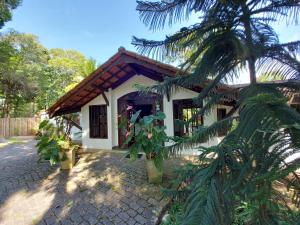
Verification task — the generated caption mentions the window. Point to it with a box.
[173,99,203,137]
[89,105,107,138]
[217,108,227,136]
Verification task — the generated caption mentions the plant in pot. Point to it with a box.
[123,110,168,184]
[36,119,78,169]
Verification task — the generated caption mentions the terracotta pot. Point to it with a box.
[59,149,75,170]
[146,159,163,184]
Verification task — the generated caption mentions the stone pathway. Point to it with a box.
[0,138,172,225]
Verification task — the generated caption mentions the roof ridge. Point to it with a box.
[119,47,180,73]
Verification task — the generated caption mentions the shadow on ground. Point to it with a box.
[0,138,190,225]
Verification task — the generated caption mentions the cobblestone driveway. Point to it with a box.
[0,139,169,225]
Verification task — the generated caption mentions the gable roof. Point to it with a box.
[48,47,183,117]
[47,47,234,117]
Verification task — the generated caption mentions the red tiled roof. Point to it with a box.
[48,48,185,117]
[47,47,234,117]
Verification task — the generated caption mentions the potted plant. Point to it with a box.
[123,110,168,184]
[36,119,78,169]
[58,139,77,170]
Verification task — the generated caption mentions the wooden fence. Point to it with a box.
[0,117,40,137]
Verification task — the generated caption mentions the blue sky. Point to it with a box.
[4,0,195,63]
[4,0,300,82]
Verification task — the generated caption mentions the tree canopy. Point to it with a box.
[0,31,97,117]
[0,0,21,28]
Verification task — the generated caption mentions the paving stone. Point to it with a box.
[129,202,140,211]
[137,207,144,214]
[127,209,137,217]
[84,215,98,225]
[142,209,153,219]
[59,218,74,225]
[135,215,147,225]
[0,139,180,225]
[119,211,130,220]
[101,219,113,225]
[111,207,121,215]
[80,221,90,225]
[111,216,122,223]
[147,198,159,206]
[105,210,116,219]
[44,216,57,225]
[70,213,83,224]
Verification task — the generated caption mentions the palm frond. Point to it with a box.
[136,0,213,31]
[251,0,300,25]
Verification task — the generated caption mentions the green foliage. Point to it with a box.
[184,102,300,224]
[162,163,198,201]
[34,48,97,110]
[0,31,48,117]
[36,119,78,165]
[161,201,184,225]
[0,0,21,28]
[133,0,300,224]
[36,49,96,110]
[121,110,169,170]
[0,30,97,117]
[258,72,285,82]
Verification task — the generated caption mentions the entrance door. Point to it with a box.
[134,104,153,118]
[117,92,162,148]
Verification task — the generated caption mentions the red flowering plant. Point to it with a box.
[121,109,169,171]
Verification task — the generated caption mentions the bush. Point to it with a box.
[36,119,78,165]
[161,201,184,225]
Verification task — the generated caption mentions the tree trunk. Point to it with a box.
[3,98,10,118]
[241,3,257,84]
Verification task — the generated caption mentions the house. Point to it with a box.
[46,47,239,153]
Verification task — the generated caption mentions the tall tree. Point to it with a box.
[36,49,97,110]
[0,0,21,28]
[0,31,48,117]
[133,1,300,224]
[0,31,97,117]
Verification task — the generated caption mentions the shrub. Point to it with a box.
[36,119,78,165]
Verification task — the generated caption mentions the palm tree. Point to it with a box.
[132,1,300,224]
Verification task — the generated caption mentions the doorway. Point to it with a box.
[134,104,153,118]
[117,92,162,148]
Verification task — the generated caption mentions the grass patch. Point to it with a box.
[0,137,28,149]
[7,137,25,144]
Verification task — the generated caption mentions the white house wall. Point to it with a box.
[81,90,113,150]
[111,75,158,148]
[81,74,229,153]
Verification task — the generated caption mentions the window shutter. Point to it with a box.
[217,108,227,136]
[89,105,108,139]
[217,108,227,121]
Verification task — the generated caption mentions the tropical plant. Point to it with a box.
[122,110,169,183]
[132,0,300,224]
[258,71,285,82]
[123,110,168,170]
[36,119,78,165]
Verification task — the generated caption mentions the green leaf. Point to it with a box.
[155,111,166,120]
[130,110,142,123]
